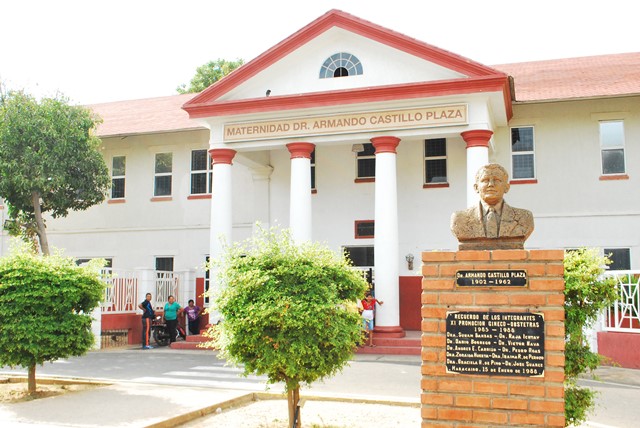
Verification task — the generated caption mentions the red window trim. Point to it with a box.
[354,178,375,183]
[150,196,173,202]
[423,183,450,189]
[107,199,126,204]
[187,194,212,200]
[599,174,629,181]
[509,179,538,185]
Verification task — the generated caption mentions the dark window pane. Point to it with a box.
[358,158,376,178]
[513,154,535,179]
[311,166,316,189]
[208,172,213,193]
[426,159,447,183]
[425,138,446,157]
[111,178,125,198]
[155,176,172,196]
[358,143,376,157]
[356,221,375,237]
[602,149,625,174]
[155,257,174,272]
[344,246,374,267]
[112,156,126,176]
[511,127,534,152]
[605,248,630,270]
[155,153,172,173]
[191,172,207,194]
[191,150,208,171]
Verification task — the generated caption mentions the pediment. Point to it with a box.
[183,9,511,120]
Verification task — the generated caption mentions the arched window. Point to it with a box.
[319,53,363,79]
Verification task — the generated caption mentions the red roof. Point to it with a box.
[89,93,201,137]
[494,52,640,102]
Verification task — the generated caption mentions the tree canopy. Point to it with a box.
[176,58,244,94]
[0,90,110,254]
[0,246,106,393]
[209,227,368,427]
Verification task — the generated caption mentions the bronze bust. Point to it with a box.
[451,164,534,250]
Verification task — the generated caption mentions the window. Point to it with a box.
[310,149,316,191]
[511,127,535,180]
[355,220,375,239]
[605,248,631,270]
[320,52,363,79]
[155,257,174,272]
[356,143,376,180]
[154,153,172,196]
[343,246,374,286]
[111,156,126,199]
[424,139,447,184]
[191,150,212,194]
[600,121,626,175]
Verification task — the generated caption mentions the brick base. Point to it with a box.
[421,249,565,427]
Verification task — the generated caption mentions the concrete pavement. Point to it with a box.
[0,352,638,427]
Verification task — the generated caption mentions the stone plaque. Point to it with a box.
[445,311,545,376]
[456,270,527,287]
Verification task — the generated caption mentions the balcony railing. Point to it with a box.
[602,270,640,333]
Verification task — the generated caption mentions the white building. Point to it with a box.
[1,10,638,362]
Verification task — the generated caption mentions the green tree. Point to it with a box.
[209,227,368,428]
[176,58,244,94]
[564,248,618,426]
[0,90,110,255]
[0,246,106,394]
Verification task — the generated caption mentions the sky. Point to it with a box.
[1,0,638,106]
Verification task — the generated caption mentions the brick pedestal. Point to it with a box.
[421,250,565,427]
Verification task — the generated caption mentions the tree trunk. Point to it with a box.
[31,191,49,255]
[28,364,36,395]
[287,387,301,428]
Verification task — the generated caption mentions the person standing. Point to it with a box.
[183,299,203,335]
[138,293,155,349]
[163,295,183,343]
[361,291,384,347]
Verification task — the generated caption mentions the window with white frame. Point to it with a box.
[154,153,172,196]
[510,127,535,180]
[600,121,626,175]
[424,138,447,184]
[111,156,126,199]
[604,248,631,270]
[356,143,376,180]
[155,256,174,272]
[190,150,212,194]
[319,52,363,79]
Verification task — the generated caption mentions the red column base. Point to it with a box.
[373,325,405,338]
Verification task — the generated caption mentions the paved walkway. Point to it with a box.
[0,364,637,427]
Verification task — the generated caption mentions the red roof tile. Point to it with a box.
[89,93,202,137]
[494,52,640,102]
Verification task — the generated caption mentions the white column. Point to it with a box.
[207,148,236,321]
[371,136,402,333]
[461,130,493,207]
[286,142,315,244]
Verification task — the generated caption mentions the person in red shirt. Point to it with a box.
[360,291,384,347]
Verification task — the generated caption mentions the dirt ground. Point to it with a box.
[0,378,98,403]
[178,398,421,428]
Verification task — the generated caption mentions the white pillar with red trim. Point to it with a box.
[371,136,402,334]
[208,148,236,265]
[461,130,493,207]
[286,142,315,244]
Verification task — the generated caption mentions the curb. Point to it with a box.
[148,391,421,428]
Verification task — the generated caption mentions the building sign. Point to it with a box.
[223,104,468,142]
[446,311,545,377]
[456,270,527,287]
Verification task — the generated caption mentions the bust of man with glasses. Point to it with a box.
[451,164,534,250]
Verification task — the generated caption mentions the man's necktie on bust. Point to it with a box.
[486,207,498,238]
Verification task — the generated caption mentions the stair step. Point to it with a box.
[186,334,208,343]
[170,341,216,350]
[355,345,421,355]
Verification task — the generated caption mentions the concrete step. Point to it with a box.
[170,340,216,350]
[355,345,421,355]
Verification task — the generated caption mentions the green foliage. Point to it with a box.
[0,246,106,370]
[564,248,618,426]
[0,89,110,253]
[210,227,368,392]
[177,58,244,94]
